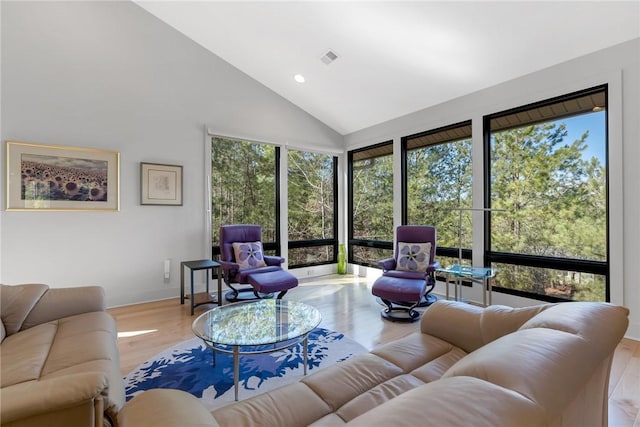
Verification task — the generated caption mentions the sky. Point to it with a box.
[562,111,606,163]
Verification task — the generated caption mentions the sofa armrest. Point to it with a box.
[22,286,105,331]
[119,389,219,427]
[0,372,108,426]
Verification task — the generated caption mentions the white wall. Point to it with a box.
[345,38,640,339]
[0,1,342,306]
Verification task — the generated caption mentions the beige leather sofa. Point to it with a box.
[0,283,124,427]
[119,299,629,427]
[1,283,629,427]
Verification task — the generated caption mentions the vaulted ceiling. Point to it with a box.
[135,1,640,135]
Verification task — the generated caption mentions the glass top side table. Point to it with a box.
[436,264,497,306]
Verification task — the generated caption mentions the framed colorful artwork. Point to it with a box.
[6,141,120,211]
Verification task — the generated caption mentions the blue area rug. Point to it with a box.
[124,327,366,410]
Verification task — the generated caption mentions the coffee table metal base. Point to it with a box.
[202,334,311,401]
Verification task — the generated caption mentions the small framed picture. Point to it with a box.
[140,162,183,206]
[6,141,120,211]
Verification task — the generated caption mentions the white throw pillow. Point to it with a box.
[232,241,267,270]
[396,242,431,272]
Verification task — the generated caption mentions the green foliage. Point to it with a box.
[352,155,394,241]
[288,150,334,241]
[211,137,277,245]
[288,150,336,265]
[490,121,606,300]
[407,139,473,248]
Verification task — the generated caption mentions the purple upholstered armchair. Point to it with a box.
[371,225,440,321]
[219,224,285,301]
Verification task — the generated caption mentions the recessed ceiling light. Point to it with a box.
[294,74,305,83]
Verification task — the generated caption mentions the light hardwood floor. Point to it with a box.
[108,275,640,426]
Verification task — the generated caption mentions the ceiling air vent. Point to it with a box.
[320,49,339,65]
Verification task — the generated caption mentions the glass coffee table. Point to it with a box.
[192,299,322,401]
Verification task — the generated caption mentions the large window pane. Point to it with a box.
[492,263,606,302]
[351,143,393,241]
[486,86,608,302]
[288,150,337,268]
[349,141,394,266]
[351,247,393,266]
[288,246,334,266]
[404,122,472,258]
[211,137,278,253]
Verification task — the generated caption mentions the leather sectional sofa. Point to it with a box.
[0,283,124,427]
[0,283,629,427]
[125,297,629,427]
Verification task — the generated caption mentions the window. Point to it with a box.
[485,86,608,302]
[210,136,280,256]
[287,149,338,268]
[402,121,473,266]
[348,141,394,266]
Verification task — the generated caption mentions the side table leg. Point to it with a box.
[190,269,195,316]
[180,262,185,305]
[488,277,493,306]
[445,273,450,301]
[482,277,487,307]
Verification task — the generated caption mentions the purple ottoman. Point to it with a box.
[246,270,299,299]
[371,276,427,322]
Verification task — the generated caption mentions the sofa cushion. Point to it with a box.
[0,283,48,335]
[1,321,57,387]
[335,374,425,422]
[213,382,332,427]
[119,389,219,427]
[346,376,547,427]
[420,300,552,353]
[519,301,629,352]
[371,332,461,373]
[442,327,604,424]
[22,285,106,330]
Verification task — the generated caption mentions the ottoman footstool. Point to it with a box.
[371,276,427,322]
[246,270,299,299]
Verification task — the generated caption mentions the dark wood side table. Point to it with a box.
[180,259,222,315]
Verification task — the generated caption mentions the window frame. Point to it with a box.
[401,120,474,264]
[287,152,339,268]
[483,84,610,303]
[348,140,394,267]
[209,136,281,259]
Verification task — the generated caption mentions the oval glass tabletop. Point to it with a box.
[192,299,322,347]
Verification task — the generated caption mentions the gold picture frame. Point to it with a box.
[6,141,120,211]
[140,162,183,206]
